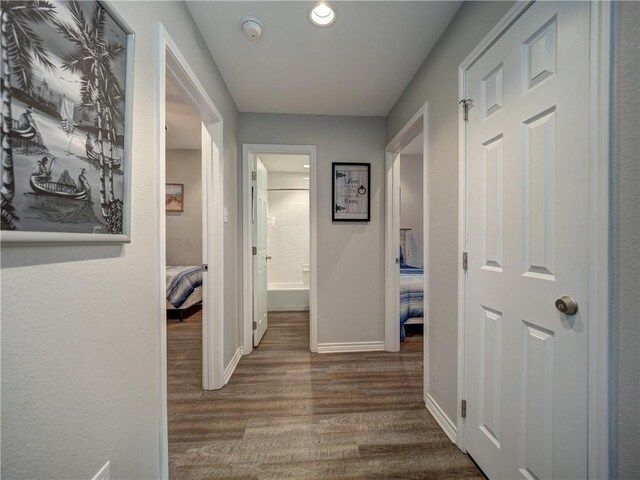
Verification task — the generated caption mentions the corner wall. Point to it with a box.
[386,1,514,423]
[239,113,386,345]
[0,2,239,478]
[611,2,640,477]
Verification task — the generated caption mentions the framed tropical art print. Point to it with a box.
[0,0,134,243]
[332,162,370,222]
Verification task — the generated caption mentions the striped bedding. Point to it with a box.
[166,266,203,309]
[400,265,424,341]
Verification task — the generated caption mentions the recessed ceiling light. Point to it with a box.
[302,164,310,168]
[309,3,335,27]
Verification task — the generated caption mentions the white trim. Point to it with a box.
[242,144,318,354]
[224,347,244,385]
[157,24,225,480]
[587,2,611,478]
[456,2,612,474]
[317,341,385,354]
[425,393,457,444]
[268,306,310,312]
[384,103,428,353]
[384,103,430,410]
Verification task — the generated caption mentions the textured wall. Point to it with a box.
[611,2,640,477]
[386,1,514,422]
[166,149,202,266]
[0,2,239,478]
[239,114,386,344]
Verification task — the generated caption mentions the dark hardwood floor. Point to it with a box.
[167,310,482,479]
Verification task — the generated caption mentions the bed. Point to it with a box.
[166,266,203,320]
[399,249,424,341]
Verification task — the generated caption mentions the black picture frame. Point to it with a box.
[332,162,370,222]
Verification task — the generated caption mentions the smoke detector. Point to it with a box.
[241,17,263,40]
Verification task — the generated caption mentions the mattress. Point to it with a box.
[166,285,202,310]
[166,266,203,310]
[400,266,424,341]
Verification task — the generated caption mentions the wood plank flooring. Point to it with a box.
[167,310,482,479]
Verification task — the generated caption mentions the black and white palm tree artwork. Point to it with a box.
[0,0,128,235]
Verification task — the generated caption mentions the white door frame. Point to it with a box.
[456,3,611,478]
[242,144,318,353]
[384,104,428,349]
[384,103,430,404]
[157,24,225,479]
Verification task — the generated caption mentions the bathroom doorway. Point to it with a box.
[242,144,318,353]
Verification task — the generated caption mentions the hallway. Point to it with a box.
[167,311,482,479]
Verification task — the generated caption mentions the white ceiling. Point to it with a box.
[186,1,461,116]
[259,154,310,173]
[166,76,201,150]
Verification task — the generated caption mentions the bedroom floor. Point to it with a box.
[167,310,482,479]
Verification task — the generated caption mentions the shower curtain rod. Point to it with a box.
[267,188,309,191]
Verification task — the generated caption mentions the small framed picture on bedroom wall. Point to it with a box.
[332,162,370,222]
[166,183,184,213]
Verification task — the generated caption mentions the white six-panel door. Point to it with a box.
[253,158,269,346]
[464,2,591,478]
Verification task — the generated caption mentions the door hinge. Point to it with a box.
[459,98,473,122]
[461,399,467,418]
[251,171,256,181]
[202,264,208,272]
[462,251,468,272]
[252,246,257,255]
[252,321,257,330]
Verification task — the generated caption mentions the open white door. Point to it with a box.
[463,2,591,478]
[253,157,268,346]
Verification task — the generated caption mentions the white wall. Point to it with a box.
[387,1,515,422]
[266,172,309,286]
[0,2,240,479]
[166,149,202,266]
[611,2,640,477]
[400,154,424,267]
[239,114,386,344]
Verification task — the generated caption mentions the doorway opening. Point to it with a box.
[164,76,203,323]
[385,104,443,433]
[157,25,225,478]
[398,133,425,350]
[242,144,318,354]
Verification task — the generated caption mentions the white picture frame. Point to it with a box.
[0,0,134,244]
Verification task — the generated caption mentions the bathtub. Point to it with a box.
[267,282,309,311]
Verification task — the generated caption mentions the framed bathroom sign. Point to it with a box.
[0,0,134,244]
[332,162,370,222]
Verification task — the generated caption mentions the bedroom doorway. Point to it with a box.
[385,103,430,403]
[157,25,225,479]
[242,144,318,354]
[398,133,425,350]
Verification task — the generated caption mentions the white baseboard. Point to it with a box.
[268,306,310,312]
[223,346,243,385]
[317,341,385,353]
[425,393,457,444]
